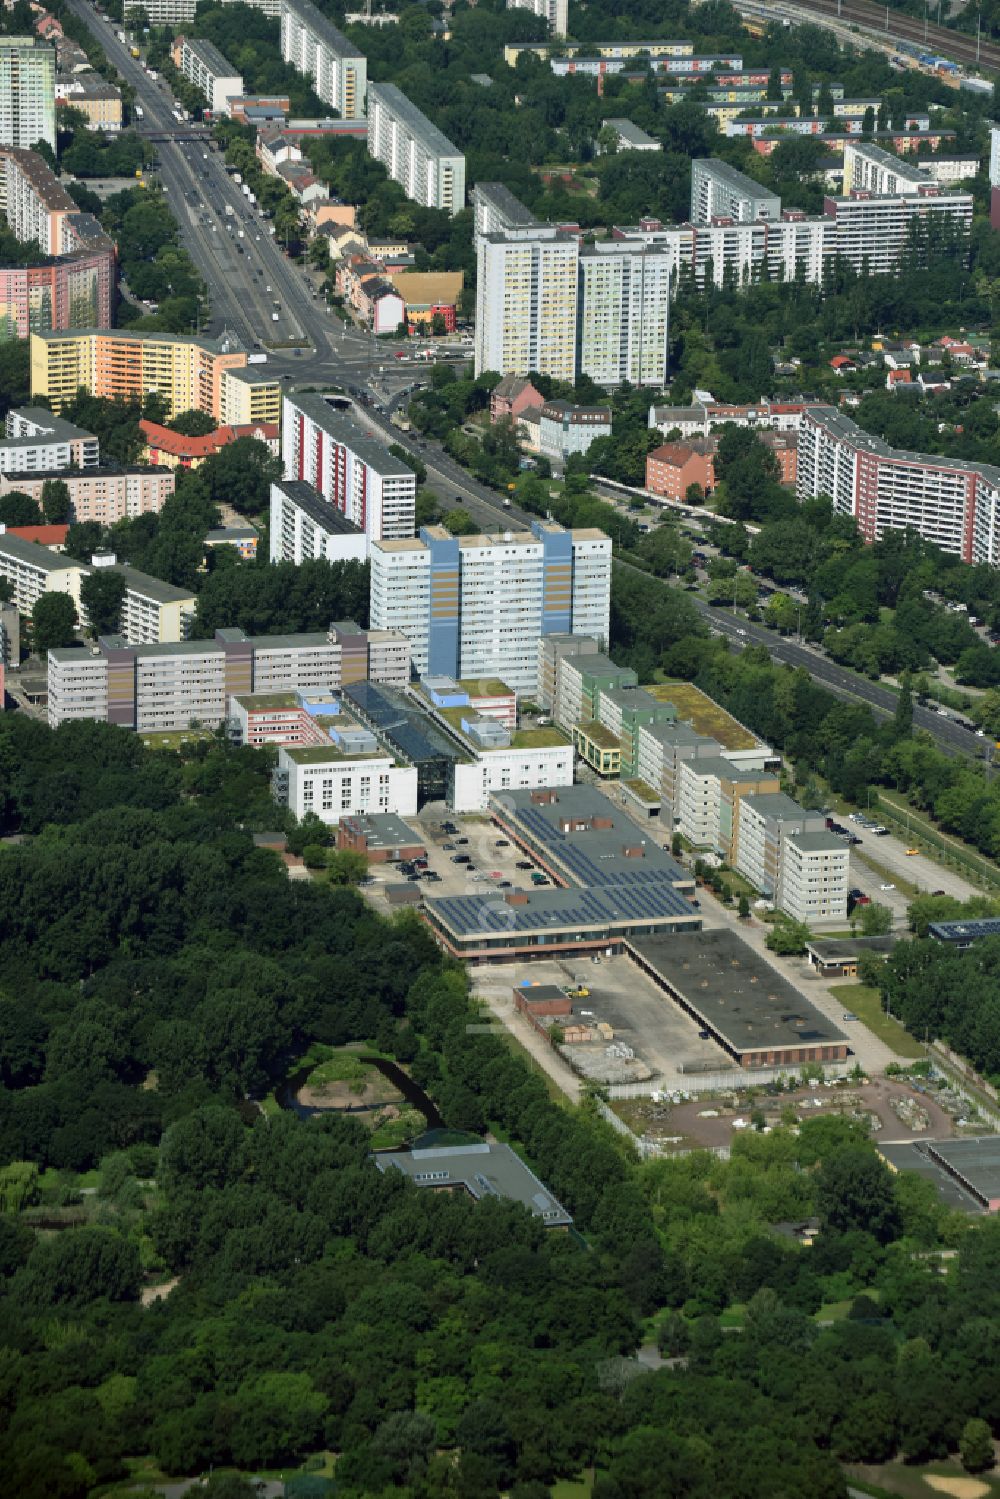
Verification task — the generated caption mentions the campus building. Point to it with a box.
[690,158,780,223]
[370,522,611,691]
[735,791,848,924]
[0,37,55,153]
[421,784,700,963]
[29,329,280,423]
[796,405,1000,564]
[47,621,409,731]
[170,36,243,115]
[366,82,465,214]
[280,392,416,543]
[375,1141,572,1227]
[269,477,368,566]
[279,0,366,120]
[0,465,175,524]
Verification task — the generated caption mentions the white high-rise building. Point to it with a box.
[842,140,931,196]
[989,124,1000,188]
[475,226,579,379]
[827,187,973,276]
[281,393,416,544]
[370,521,611,691]
[506,0,568,37]
[366,82,465,214]
[0,37,55,153]
[279,0,366,120]
[578,241,671,386]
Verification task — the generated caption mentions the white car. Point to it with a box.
[879,883,896,892]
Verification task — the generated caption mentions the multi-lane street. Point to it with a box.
[64,0,423,393]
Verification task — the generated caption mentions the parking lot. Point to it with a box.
[473,954,737,1088]
[359,808,554,913]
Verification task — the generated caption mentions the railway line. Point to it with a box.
[743,0,1000,72]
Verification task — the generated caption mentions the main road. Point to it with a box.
[64,0,423,392]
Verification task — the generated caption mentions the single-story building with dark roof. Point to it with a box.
[624,928,849,1069]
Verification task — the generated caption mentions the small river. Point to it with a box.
[276,1053,444,1129]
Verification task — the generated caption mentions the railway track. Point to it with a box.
[756,0,1000,71]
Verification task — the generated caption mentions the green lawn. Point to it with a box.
[847,1458,1000,1498]
[829,982,926,1060]
[551,1472,595,1498]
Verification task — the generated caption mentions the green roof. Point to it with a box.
[510,726,570,748]
[459,677,513,698]
[576,721,621,750]
[283,744,388,765]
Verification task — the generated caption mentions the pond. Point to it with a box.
[276,1052,444,1130]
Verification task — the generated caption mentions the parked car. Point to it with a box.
[452,854,471,864]
[879,882,896,892]
[516,860,534,869]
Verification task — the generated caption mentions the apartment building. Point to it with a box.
[1,406,98,472]
[538,401,612,461]
[0,465,175,524]
[778,830,851,926]
[0,534,195,642]
[366,82,465,214]
[370,522,611,692]
[736,791,848,923]
[281,392,416,542]
[475,226,579,380]
[503,40,695,67]
[0,146,75,253]
[841,140,931,196]
[140,418,279,470]
[29,329,278,422]
[55,72,123,132]
[47,621,409,731]
[824,185,973,276]
[0,238,115,339]
[280,0,366,120]
[578,240,671,386]
[269,477,368,565]
[619,213,836,291]
[219,366,282,427]
[171,36,243,116]
[0,38,55,153]
[648,397,810,438]
[471,181,538,240]
[690,158,780,223]
[0,529,79,616]
[797,405,1000,564]
[506,0,568,36]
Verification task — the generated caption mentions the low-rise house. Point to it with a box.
[491,375,544,424]
[538,401,612,461]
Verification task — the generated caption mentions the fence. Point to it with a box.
[605,1063,851,1098]
[595,1097,732,1160]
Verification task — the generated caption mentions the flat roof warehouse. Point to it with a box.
[625,929,849,1069]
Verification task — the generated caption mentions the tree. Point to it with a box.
[169,409,216,437]
[326,848,368,885]
[892,674,913,741]
[0,491,42,526]
[860,901,893,936]
[198,437,280,517]
[40,479,71,525]
[443,507,477,536]
[765,918,811,955]
[738,893,751,920]
[960,1417,994,1473]
[31,592,77,652]
[80,570,126,639]
[816,1145,901,1243]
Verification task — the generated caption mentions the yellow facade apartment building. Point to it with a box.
[30,329,281,424]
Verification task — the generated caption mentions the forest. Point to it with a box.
[3,713,1000,1497]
